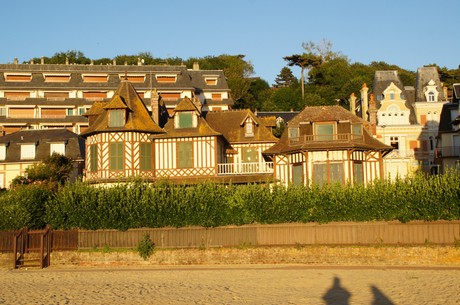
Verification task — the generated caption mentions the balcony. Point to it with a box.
[218,162,274,175]
[385,150,415,158]
[435,146,460,158]
[289,134,363,145]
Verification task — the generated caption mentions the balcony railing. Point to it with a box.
[435,146,460,158]
[385,149,415,158]
[289,134,363,145]
[218,162,274,175]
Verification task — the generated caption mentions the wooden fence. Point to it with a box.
[1,221,460,252]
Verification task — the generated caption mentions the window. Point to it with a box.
[178,112,193,128]
[67,109,75,116]
[124,75,145,83]
[245,122,254,137]
[428,91,435,102]
[390,136,399,150]
[90,145,98,172]
[43,74,70,82]
[5,74,32,82]
[429,137,434,151]
[109,109,125,127]
[352,124,362,136]
[0,107,6,116]
[211,93,222,101]
[177,142,193,168]
[156,75,176,83]
[0,145,6,160]
[78,107,89,115]
[316,123,334,141]
[109,143,124,171]
[313,163,327,186]
[139,143,152,171]
[160,92,181,100]
[292,164,303,186]
[330,162,344,184]
[205,78,217,85]
[390,91,395,100]
[242,147,259,163]
[353,162,364,185]
[82,74,108,82]
[288,127,299,139]
[20,144,36,160]
[50,143,65,156]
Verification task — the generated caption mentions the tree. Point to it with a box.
[274,67,297,88]
[12,153,74,188]
[284,53,322,100]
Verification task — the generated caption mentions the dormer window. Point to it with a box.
[50,142,66,156]
[43,74,71,83]
[177,112,194,128]
[156,74,177,83]
[428,91,435,102]
[205,77,218,85]
[352,124,362,137]
[109,109,125,127]
[424,80,439,102]
[245,121,254,137]
[390,90,395,100]
[20,143,36,160]
[315,123,334,141]
[0,144,6,160]
[288,127,299,139]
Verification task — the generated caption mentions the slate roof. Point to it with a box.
[0,64,196,91]
[415,66,446,101]
[0,129,85,162]
[372,71,417,124]
[79,79,164,137]
[205,110,278,144]
[263,106,392,155]
[452,84,460,102]
[437,103,459,132]
[256,111,300,125]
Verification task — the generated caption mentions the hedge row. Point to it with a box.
[1,171,459,231]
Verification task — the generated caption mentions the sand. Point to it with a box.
[1,246,460,304]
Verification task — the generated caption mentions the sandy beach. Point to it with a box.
[1,246,460,304]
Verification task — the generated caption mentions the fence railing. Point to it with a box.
[1,221,459,252]
[217,162,274,175]
[289,133,363,145]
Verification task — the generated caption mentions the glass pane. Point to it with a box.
[353,162,364,185]
[313,163,327,186]
[140,143,152,170]
[330,163,344,184]
[316,124,334,141]
[352,124,362,135]
[292,164,303,186]
[90,145,98,172]
[242,147,259,163]
[109,110,124,127]
[109,143,124,170]
[177,142,193,168]
[288,128,299,139]
[179,113,193,128]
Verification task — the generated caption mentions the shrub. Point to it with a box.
[137,234,155,260]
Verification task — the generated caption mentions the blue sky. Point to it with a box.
[2,0,459,85]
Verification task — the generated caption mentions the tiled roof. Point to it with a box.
[156,97,222,139]
[0,129,85,162]
[205,110,278,144]
[263,105,392,155]
[79,79,164,137]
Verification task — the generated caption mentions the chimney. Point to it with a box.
[65,57,69,65]
[137,58,142,66]
[368,94,378,135]
[13,58,18,64]
[90,60,94,65]
[349,93,357,115]
[151,88,160,124]
[360,83,369,121]
[193,62,200,70]
[41,57,45,65]
[192,97,202,114]
[113,59,117,65]
[30,59,34,65]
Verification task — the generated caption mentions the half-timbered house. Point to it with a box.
[263,105,393,186]
[80,78,164,182]
[205,110,278,176]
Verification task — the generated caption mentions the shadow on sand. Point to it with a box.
[322,277,395,305]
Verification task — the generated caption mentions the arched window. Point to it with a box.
[428,91,435,102]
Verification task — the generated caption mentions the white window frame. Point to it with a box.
[0,144,6,160]
[50,142,66,156]
[20,144,36,160]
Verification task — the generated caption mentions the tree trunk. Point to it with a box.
[300,65,305,100]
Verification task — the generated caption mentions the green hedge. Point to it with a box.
[1,171,459,231]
